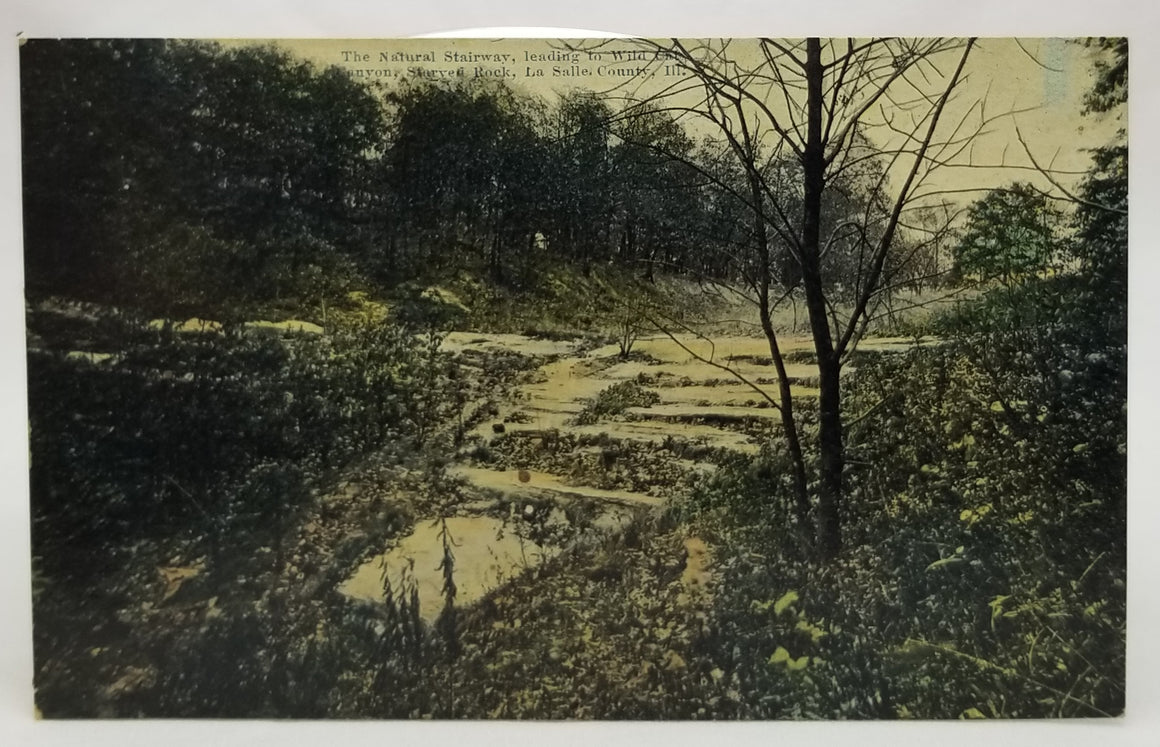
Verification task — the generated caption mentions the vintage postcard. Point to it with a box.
[20,35,1126,720]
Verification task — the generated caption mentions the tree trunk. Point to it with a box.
[803,38,843,560]
[759,292,812,533]
[489,229,503,283]
[749,158,812,534]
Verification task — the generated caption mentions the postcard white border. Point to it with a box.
[2,2,1156,746]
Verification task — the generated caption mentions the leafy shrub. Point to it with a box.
[674,263,1125,718]
[574,380,661,425]
[27,309,458,578]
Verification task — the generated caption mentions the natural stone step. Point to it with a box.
[449,465,663,508]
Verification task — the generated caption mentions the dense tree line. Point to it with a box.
[22,40,774,315]
[22,41,384,313]
[23,39,945,316]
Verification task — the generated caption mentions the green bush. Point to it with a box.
[574,380,662,425]
[676,266,1125,718]
[27,310,456,577]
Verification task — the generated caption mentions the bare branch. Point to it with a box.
[1016,126,1128,216]
[837,38,977,358]
[639,308,784,413]
[1014,38,1065,72]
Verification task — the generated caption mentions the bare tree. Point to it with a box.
[600,38,981,559]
